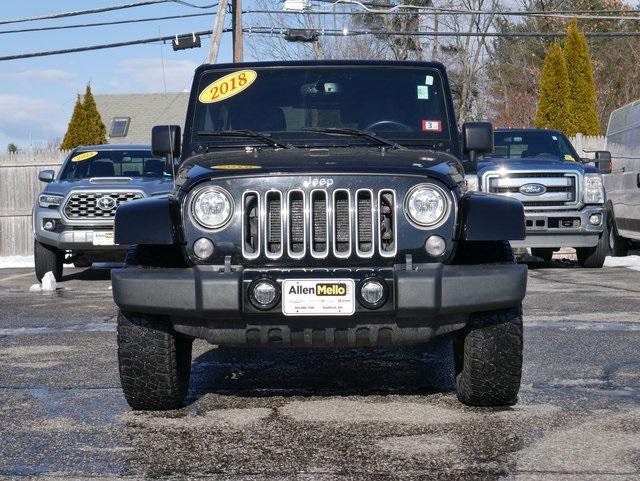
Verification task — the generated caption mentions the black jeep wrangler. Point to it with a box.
[111,61,527,410]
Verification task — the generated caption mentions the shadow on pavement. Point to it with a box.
[188,337,456,402]
[60,265,115,282]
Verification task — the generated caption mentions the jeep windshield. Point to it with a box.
[190,65,454,150]
[59,150,169,180]
[480,131,580,162]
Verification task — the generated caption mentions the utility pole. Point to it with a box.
[207,0,228,64]
[232,0,243,62]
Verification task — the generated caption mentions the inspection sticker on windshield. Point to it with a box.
[417,85,429,100]
[282,279,355,316]
[198,69,257,104]
[72,151,98,162]
[422,120,442,132]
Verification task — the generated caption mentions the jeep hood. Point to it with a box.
[178,147,465,190]
[43,176,174,197]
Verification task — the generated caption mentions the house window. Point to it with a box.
[110,117,130,138]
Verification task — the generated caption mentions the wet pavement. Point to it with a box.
[0,257,639,480]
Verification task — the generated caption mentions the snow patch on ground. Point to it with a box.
[0,255,34,269]
[604,255,640,271]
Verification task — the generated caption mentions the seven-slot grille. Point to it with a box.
[242,189,396,259]
[484,171,579,209]
[63,191,144,220]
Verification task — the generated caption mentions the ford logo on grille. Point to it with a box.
[96,195,117,211]
[519,183,546,196]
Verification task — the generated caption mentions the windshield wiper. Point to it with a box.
[302,127,406,150]
[196,130,293,149]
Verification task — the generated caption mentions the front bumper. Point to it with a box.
[510,205,605,249]
[111,263,527,347]
[34,207,126,251]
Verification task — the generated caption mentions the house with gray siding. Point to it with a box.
[94,92,189,144]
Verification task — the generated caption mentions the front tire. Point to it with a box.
[34,240,63,282]
[117,310,192,410]
[531,248,554,263]
[454,306,523,407]
[576,223,609,268]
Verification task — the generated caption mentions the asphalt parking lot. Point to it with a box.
[0,256,639,480]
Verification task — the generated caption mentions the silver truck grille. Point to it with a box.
[484,171,580,210]
[63,190,144,220]
[241,188,397,260]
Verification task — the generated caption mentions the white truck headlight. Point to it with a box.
[191,187,233,229]
[405,185,449,227]
[464,174,479,192]
[38,194,64,208]
[583,174,604,204]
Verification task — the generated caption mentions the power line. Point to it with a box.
[0,12,214,36]
[306,1,640,21]
[244,7,640,20]
[244,26,640,38]
[0,0,215,26]
[0,29,229,61]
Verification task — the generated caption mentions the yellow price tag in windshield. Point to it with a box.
[72,151,98,162]
[199,70,257,104]
[564,155,575,161]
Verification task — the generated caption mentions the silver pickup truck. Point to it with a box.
[33,144,172,281]
[465,128,610,267]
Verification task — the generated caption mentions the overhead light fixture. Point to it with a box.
[172,33,201,51]
[283,0,310,11]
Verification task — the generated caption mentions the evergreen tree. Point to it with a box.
[81,84,107,145]
[534,42,574,134]
[564,19,601,135]
[60,95,86,150]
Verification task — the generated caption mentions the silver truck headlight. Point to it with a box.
[38,193,64,208]
[405,185,449,227]
[191,187,233,229]
[583,174,604,204]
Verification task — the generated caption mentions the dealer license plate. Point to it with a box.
[282,279,355,316]
[92,231,115,246]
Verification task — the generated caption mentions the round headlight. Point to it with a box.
[405,185,449,227]
[192,187,233,229]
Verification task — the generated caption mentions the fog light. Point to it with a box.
[193,237,214,259]
[358,278,388,309]
[589,214,602,226]
[249,279,280,310]
[43,219,56,231]
[425,235,446,257]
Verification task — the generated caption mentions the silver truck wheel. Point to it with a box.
[117,310,192,411]
[576,224,609,268]
[454,306,523,407]
[34,240,63,282]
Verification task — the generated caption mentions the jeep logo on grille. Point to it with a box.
[519,183,546,196]
[96,195,117,211]
[303,177,334,188]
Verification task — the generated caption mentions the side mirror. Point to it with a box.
[152,125,181,159]
[462,121,494,164]
[594,151,612,174]
[38,170,55,183]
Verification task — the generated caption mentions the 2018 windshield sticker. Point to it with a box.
[71,151,98,162]
[198,70,257,104]
[212,164,261,170]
